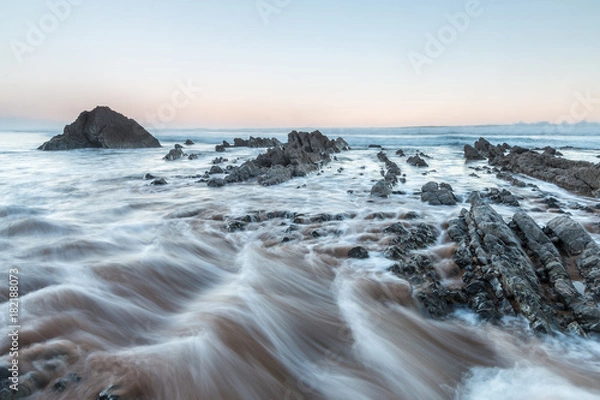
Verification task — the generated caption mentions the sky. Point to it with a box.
[0,0,599,129]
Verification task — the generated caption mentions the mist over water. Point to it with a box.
[1,127,600,399]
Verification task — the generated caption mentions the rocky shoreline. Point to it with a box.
[12,130,600,399]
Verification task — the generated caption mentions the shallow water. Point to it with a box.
[0,129,599,399]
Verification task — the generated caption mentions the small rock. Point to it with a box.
[151,178,168,185]
[185,139,195,145]
[348,246,369,259]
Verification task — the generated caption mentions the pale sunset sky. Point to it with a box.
[0,0,599,129]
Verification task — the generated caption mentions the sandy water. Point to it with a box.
[0,129,600,399]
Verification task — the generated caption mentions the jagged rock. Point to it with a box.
[215,144,226,152]
[233,137,282,148]
[474,138,600,196]
[185,139,195,145]
[421,181,458,206]
[407,155,428,167]
[371,180,392,198]
[452,193,559,333]
[209,166,224,174]
[481,188,520,207]
[547,216,600,301]
[38,106,161,150]
[348,246,369,259]
[512,212,600,332]
[223,131,348,186]
[163,146,185,161]
[396,149,405,157]
[464,144,486,161]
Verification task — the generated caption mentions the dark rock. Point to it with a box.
[163,146,185,161]
[474,138,600,197]
[209,166,224,174]
[481,188,520,207]
[143,173,155,180]
[421,181,458,206]
[258,165,293,186]
[215,144,226,152]
[368,144,382,149]
[185,139,195,145]
[39,106,161,150]
[348,246,369,259]
[233,137,282,148]
[188,154,198,160]
[541,146,562,157]
[407,155,429,167]
[151,178,168,185]
[464,144,486,161]
[207,178,226,188]
[370,180,392,198]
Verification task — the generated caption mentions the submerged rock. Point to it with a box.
[407,155,428,167]
[163,146,185,161]
[348,246,369,259]
[371,180,392,198]
[39,106,161,150]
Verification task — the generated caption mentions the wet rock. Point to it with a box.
[368,144,382,149]
[407,155,428,167]
[481,188,520,207]
[215,144,226,152]
[226,220,246,232]
[185,139,195,145]
[209,166,224,174]
[38,106,161,150]
[512,212,600,331]
[464,144,486,161]
[187,154,198,160]
[496,172,527,187]
[212,157,226,164]
[395,149,405,157]
[541,146,562,157]
[348,246,369,259]
[474,138,600,196]
[143,173,155,180]
[370,180,392,198]
[547,216,600,300]
[224,131,348,186]
[420,181,458,206]
[452,193,559,333]
[163,146,185,161]
[233,137,282,148]
[207,178,226,188]
[383,222,410,235]
[151,178,168,185]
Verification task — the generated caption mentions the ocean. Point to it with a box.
[1,125,600,399]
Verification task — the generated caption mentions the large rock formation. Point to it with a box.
[469,138,600,197]
[38,106,161,150]
[218,130,349,187]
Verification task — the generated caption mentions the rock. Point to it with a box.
[163,146,185,161]
[233,137,282,148]
[185,139,195,145]
[348,246,369,259]
[512,212,600,331]
[209,166,224,174]
[188,154,198,160]
[224,131,348,186]
[396,149,405,157]
[547,216,600,301]
[207,178,226,188]
[464,144,486,161]
[407,155,428,167]
[541,146,562,157]
[39,106,161,150]
[421,181,458,205]
[474,138,600,196]
[215,144,226,152]
[143,173,155,180]
[151,178,168,185]
[370,180,392,198]
[481,188,520,207]
[368,144,382,149]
